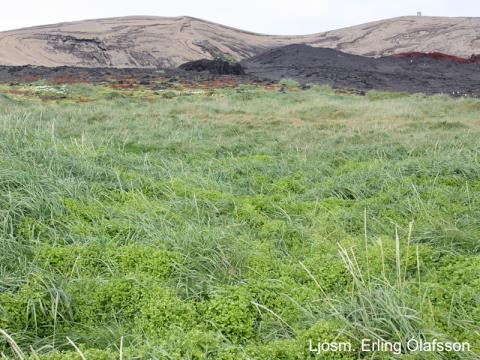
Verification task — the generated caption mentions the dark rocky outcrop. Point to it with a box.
[179,59,245,75]
[240,44,480,97]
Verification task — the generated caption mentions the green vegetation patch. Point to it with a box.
[0,84,479,358]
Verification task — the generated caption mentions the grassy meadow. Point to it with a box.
[0,83,479,359]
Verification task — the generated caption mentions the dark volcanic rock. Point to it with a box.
[0,64,263,88]
[179,59,245,75]
[241,44,480,97]
[2,44,480,97]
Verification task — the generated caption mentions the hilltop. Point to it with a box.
[0,15,480,67]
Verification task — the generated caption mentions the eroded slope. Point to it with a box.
[1,16,480,68]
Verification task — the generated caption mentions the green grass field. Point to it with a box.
[0,83,479,359]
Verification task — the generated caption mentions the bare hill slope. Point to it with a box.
[0,15,479,68]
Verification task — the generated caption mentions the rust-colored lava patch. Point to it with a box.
[50,75,90,84]
[394,52,480,64]
[3,89,35,97]
[111,83,136,89]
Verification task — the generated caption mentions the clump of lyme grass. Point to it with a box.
[299,221,479,359]
[329,233,424,356]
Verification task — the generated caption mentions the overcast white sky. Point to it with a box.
[1,0,479,34]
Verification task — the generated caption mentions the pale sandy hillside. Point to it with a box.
[316,16,480,57]
[0,15,479,68]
